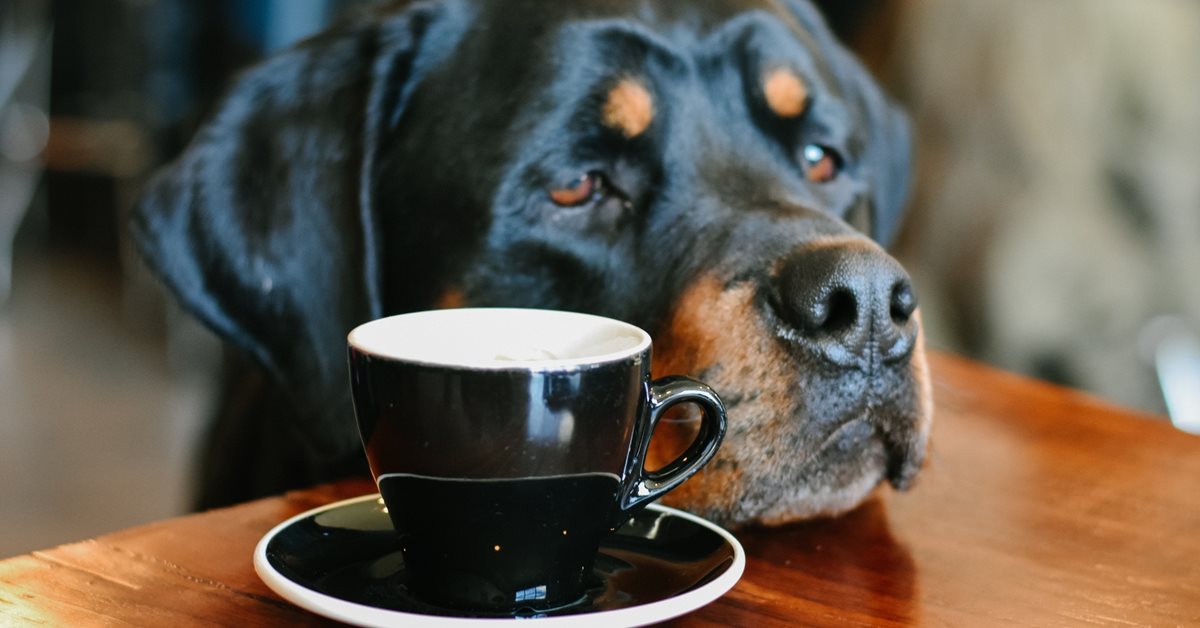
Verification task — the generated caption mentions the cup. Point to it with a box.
[347,308,726,614]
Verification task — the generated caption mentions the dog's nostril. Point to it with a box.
[890,281,916,325]
[820,288,858,334]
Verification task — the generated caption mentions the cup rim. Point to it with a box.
[347,308,652,371]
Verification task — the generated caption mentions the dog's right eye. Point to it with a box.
[549,172,604,207]
[802,144,842,183]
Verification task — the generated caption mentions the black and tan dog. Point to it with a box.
[133,0,930,527]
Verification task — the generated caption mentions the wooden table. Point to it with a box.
[2,353,1199,626]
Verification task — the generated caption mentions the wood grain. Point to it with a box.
[2,352,1198,626]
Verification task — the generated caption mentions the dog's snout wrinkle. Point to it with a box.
[773,244,918,368]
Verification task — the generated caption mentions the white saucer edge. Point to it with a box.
[253,493,746,628]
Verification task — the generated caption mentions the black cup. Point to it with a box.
[347,308,726,615]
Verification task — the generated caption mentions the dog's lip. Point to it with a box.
[812,416,873,457]
[716,396,922,492]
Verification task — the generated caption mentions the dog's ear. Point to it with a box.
[852,67,913,248]
[132,3,451,459]
[781,0,913,246]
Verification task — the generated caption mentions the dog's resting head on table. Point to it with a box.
[133,0,930,527]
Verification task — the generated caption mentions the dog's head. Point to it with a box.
[134,0,929,526]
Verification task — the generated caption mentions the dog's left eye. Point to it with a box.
[549,172,603,207]
[802,144,841,183]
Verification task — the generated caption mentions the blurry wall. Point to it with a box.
[817,0,1200,427]
[881,0,1200,425]
[0,0,365,558]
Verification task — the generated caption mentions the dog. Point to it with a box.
[132,0,930,527]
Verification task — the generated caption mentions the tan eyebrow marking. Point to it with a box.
[602,78,655,138]
[433,287,466,309]
[763,67,809,118]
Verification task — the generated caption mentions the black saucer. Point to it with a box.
[254,494,744,626]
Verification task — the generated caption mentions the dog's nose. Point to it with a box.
[773,243,918,366]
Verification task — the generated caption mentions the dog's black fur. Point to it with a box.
[134,0,930,526]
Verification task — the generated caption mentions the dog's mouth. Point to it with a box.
[722,388,923,486]
[663,392,927,526]
[813,416,874,459]
[813,414,925,491]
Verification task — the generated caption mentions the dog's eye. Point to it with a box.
[549,172,602,207]
[802,144,841,183]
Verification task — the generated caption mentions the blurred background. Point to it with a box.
[1,0,1197,558]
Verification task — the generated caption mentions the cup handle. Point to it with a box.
[620,376,727,513]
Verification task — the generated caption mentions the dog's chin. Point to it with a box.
[651,347,931,528]
[745,417,891,526]
[658,408,901,528]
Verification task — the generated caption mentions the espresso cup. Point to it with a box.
[346,308,726,614]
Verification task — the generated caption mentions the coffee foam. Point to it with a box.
[349,309,649,369]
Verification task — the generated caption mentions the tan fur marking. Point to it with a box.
[602,79,655,138]
[649,275,797,521]
[763,68,809,118]
[910,309,934,440]
[432,288,466,309]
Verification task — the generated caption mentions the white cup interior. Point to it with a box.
[347,308,651,369]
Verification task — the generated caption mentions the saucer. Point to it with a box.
[255,494,744,627]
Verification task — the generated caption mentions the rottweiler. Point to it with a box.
[133,0,930,527]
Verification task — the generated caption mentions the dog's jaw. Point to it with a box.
[649,274,932,527]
